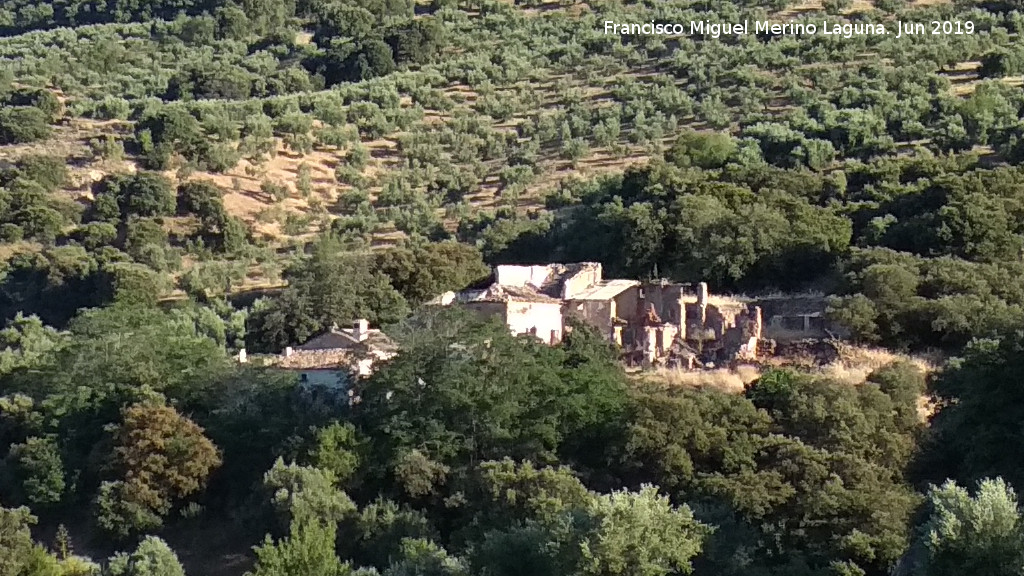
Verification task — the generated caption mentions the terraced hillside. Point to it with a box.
[3,0,1024,345]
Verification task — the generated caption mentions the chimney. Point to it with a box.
[353,319,369,342]
[238,348,247,363]
[697,282,709,307]
[284,346,293,357]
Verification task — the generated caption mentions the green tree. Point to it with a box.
[622,375,919,575]
[245,238,409,352]
[667,130,736,169]
[262,459,356,529]
[70,222,119,250]
[344,499,436,570]
[386,539,469,576]
[100,262,165,307]
[0,505,58,576]
[97,173,176,219]
[177,180,226,221]
[135,108,206,170]
[0,107,52,144]
[374,242,490,305]
[911,478,1024,576]
[355,308,629,493]
[471,462,710,576]
[309,422,363,487]
[5,435,65,506]
[248,519,350,576]
[105,536,186,576]
[580,486,710,576]
[922,335,1024,490]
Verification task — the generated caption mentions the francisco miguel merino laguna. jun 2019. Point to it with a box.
[603,19,975,39]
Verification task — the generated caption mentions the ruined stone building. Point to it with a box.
[434,262,844,367]
[753,294,839,341]
[616,280,762,367]
[435,263,767,366]
[433,263,603,345]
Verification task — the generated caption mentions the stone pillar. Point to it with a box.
[238,348,247,363]
[678,294,688,339]
[697,282,709,326]
[353,319,369,341]
[752,306,763,340]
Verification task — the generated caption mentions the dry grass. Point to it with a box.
[951,74,1024,97]
[633,343,941,399]
[636,364,762,394]
[818,343,940,385]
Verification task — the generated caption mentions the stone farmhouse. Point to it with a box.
[241,319,398,388]
[435,262,838,367]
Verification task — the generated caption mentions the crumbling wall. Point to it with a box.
[684,302,710,340]
[505,300,564,344]
[622,323,680,364]
[613,288,640,322]
[464,301,510,325]
[642,283,687,326]
[652,324,679,360]
[772,339,841,365]
[561,264,602,299]
[754,294,836,342]
[495,265,551,288]
[566,300,615,341]
[719,306,762,360]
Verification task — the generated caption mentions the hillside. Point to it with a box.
[10,0,1024,575]
[3,0,1023,300]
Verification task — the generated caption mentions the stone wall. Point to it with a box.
[505,300,564,344]
[641,283,688,327]
[567,299,615,341]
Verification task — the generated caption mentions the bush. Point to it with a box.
[5,436,65,507]
[101,262,166,307]
[822,0,852,14]
[334,166,367,187]
[124,217,168,255]
[17,155,67,191]
[178,180,226,220]
[95,481,164,539]
[14,206,65,244]
[89,135,125,161]
[7,88,62,120]
[95,97,132,120]
[0,107,52,144]
[668,130,737,169]
[70,222,118,250]
[105,536,186,576]
[99,172,176,219]
[202,143,241,173]
[261,180,290,202]
[0,223,24,242]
